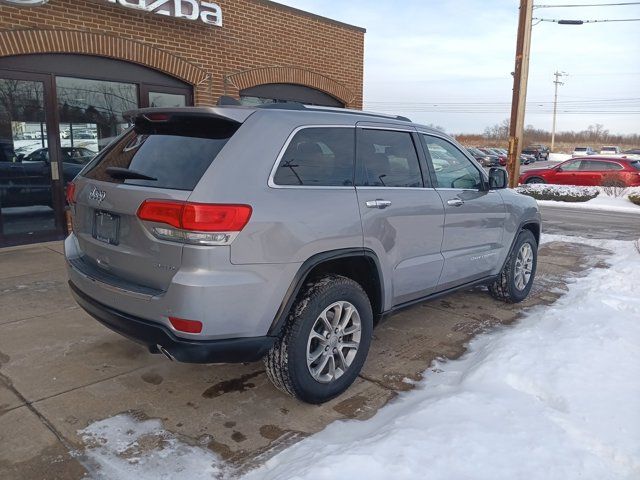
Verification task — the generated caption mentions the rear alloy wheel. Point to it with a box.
[489,229,538,303]
[265,275,372,404]
[525,177,545,184]
[306,301,362,383]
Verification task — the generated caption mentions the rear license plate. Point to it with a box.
[93,211,120,245]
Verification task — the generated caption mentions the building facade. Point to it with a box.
[0,0,365,246]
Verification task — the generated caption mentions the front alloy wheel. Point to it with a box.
[514,243,534,291]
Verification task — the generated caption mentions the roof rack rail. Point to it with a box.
[254,102,412,122]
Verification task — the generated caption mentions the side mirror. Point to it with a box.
[488,167,508,189]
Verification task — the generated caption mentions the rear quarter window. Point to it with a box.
[83,117,238,191]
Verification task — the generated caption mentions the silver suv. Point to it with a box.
[65,105,540,404]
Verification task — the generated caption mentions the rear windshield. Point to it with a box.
[83,117,239,190]
[630,161,640,171]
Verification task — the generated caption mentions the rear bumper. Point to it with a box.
[69,281,275,364]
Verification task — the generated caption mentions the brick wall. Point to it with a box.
[0,0,364,108]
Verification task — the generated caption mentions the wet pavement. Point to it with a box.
[0,239,611,479]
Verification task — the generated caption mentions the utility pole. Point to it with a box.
[550,71,566,152]
[507,0,534,188]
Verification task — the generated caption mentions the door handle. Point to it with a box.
[366,199,392,209]
[447,198,464,207]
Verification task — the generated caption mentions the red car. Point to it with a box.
[519,157,640,187]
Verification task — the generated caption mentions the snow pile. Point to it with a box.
[79,414,223,480]
[243,236,640,480]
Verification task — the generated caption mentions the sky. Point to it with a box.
[275,0,640,135]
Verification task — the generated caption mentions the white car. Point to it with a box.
[600,146,621,155]
[572,146,596,157]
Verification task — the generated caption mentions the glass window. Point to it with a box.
[83,117,239,191]
[357,129,422,188]
[629,161,640,171]
[273,128,355,186]
[423,135,482,189]
[149,92,186,108]
[56,76,137,155]
[560,160,582,171]
[0,78,55,237]
[581,160,623,171]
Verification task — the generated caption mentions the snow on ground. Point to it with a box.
[78,414,225,480]
[243,235,640,480]
[77,235,640,480]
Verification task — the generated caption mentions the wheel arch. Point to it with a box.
[268,249,384,337]
[521,222,541,245]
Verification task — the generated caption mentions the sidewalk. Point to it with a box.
[0,240,611,479]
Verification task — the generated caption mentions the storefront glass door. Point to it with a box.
[0,55,193,247]
[0,75,61,245]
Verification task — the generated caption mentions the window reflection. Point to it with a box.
[56,76,137,154]
[0,79,55,237]
[149,92,186,108]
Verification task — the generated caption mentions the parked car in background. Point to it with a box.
[623,148,640,155]
[600,146,621,155]
[522,145,549,161]
[477,148,506,166]
[519,157,640,186]
[572,146,596,157]
[466,147,500,167]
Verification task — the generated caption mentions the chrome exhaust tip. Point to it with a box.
[157,345,175,362]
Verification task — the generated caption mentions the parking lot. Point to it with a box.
[0,238,612,479]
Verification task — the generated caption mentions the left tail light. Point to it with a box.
[65,181,76,205]
[137,200,252,246]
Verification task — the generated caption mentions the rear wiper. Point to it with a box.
[105,167,157,181]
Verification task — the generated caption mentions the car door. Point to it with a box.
[421,133,506,289]
[577,160,607,186]
[550,159,583,185]
[356,125,445,307]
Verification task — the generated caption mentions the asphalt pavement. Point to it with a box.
[540,205,640,241]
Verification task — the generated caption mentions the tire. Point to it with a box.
[264,275,373,404]
[525,177,545,184]
[489,229,538,303]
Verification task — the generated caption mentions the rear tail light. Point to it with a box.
[169,317,203,334]
[137,200,252,245]
[65,181,76,205]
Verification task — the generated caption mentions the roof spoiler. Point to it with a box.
[124,107,253,125]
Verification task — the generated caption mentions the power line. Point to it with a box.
[535,2,640,7]
[533,16,640,22]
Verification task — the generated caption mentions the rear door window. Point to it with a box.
[273,127,355,186]
[83,117,239,191]
[356,129,423,187]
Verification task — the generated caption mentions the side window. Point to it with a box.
[561,160,582,171]
[356,129,423,187]
[423,135,482,189]
[582,161,622,171]
[273,127,355,186]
